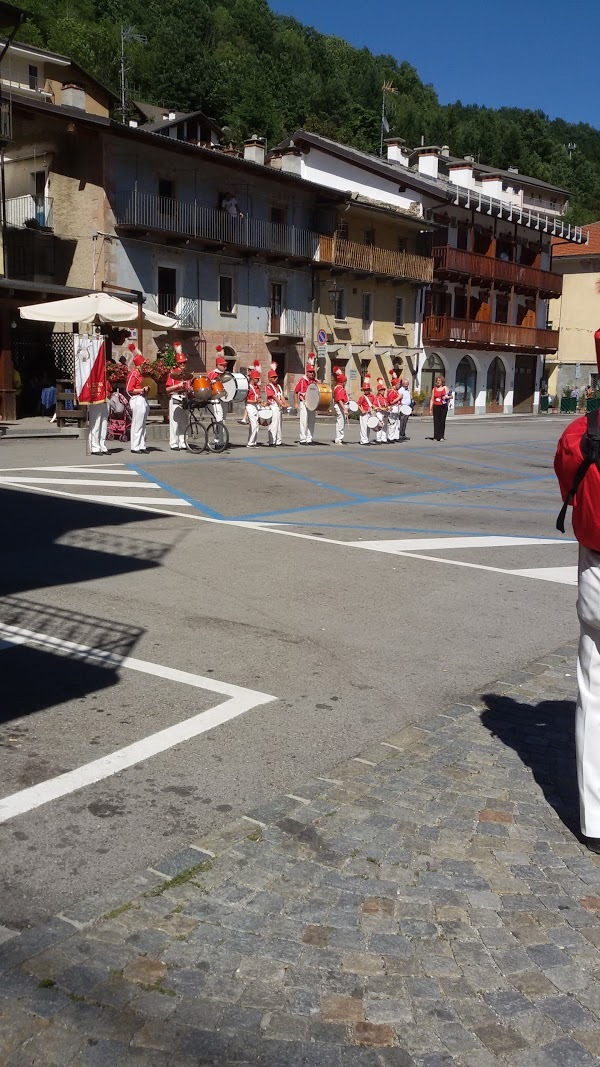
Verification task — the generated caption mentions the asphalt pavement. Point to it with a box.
[0,414,580,931]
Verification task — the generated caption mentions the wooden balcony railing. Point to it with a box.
[319,235,433,283]
[115,191,320,261]
[433,246,562,296]
[423,316,559,352]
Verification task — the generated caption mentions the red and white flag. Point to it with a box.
[75,333,108,404]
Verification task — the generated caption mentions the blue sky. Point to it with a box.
[270,0,599,128]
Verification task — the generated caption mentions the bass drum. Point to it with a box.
[220,372,237,404]
[233,372,249,403]
[305,381,332,412]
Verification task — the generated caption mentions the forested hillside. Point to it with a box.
[16,0,600,223]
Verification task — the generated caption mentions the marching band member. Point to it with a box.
[374,378,388,444]
[165,349,190,450]
[332,365,349,444]
[398,377,413,442]
[266,363,286,446]
[208,347,229,426]
[88,379,111,455]
[246,361,262,447]
[386,372,401,444]
[294,353,317,445]
[357,374,374,446]
[126,345,149,454]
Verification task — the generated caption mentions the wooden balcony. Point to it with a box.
[433,245,562,297]
[318,235,433,284]
[423,316,559,353]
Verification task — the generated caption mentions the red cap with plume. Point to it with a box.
[377,377,385,391]
[175,352,187,365]
[133,354,145,367]
[333,364,346,384]
[362,375,371,390]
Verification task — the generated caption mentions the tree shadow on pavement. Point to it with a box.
[480,693,579,835]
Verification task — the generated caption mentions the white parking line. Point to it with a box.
[0,477,158,488]
[0,623,275,823]
[347,535,573,553]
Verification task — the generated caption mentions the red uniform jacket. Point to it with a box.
[266,383,283,403]
[373,393,387,410]
[555,415,600,551]
[387,387,400,407]
[357,394,372,415]
[294,376,311,400]
[126,369,144,396]
[247,382,261,404]
[333,384,349,405]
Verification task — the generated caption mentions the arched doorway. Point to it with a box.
[454,355,477,413]
[486,357,506,413]
[421,352,445,401]
[223,345,236,373]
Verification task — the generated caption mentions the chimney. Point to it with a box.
[416,146,442,179]
[441,145,450,157]
[279,142,302,176]
[243,135,266,166]
[507,166,518,174]
[385,137,409,167]
[464,154,475,163]
[169,111,176,121]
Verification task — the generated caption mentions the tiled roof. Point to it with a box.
[552,222,600,256]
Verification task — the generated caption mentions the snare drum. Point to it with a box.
[258,406,273,426]
[367,414,381,430]
[191,375,212,403]
[400,404,412,417]
[211,379,225,399]
[347,400,359,413]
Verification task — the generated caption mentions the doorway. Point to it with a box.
[486,357,506,413]
[454,355,477,413]
[513,355,536,413]
[157,267,177,316]
[270,283,283,334]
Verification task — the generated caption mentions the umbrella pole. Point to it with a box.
[137,295,143,358]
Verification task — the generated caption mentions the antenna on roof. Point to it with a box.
[120,26,147,124]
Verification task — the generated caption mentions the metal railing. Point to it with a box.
[433,245,562,296]
[156,294,200,329]
[5,194,53,230]
[438,178,585,243]
[115,191,321,261]
[318,234,433,283]
[424,315,559,352]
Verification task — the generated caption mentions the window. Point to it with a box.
[364,229,375,246]
[270,282,283,333]
[361,358,370,377]
[333,287,345,321]
[157,267,177,316]
[219,275,235,315]
[397,237,407,254]
[158,178,174,200]
[394,297,404,327]
[336,218,348,240]
[361,293,373,324]
[28,65,38,91]
[271,206,285,225]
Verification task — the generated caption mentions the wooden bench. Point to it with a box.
[56,379,87,429]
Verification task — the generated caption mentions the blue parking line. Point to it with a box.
[127,463,225,519]
[331,451,466,488]
[404,447,533,477]
[239,456,368,500]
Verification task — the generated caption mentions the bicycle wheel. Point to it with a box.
[206,419,230,453]
[184,418,208,454]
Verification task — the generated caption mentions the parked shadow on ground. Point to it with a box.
[480,692,579,834]
[0,487,177,723]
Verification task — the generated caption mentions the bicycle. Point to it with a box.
[183,400,229,454]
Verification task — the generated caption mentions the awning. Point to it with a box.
[19,291,175,329]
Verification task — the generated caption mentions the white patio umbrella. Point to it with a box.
[19,291,175,329]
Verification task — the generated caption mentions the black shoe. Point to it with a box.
[425,436,435,441]
[584,837,600,854]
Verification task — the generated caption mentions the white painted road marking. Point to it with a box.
[0,477,158,488]
[0,623,275,823]
[347,535,574,553]
[508,566,578,586]
[0,465,138,474]
[71,495,192,507]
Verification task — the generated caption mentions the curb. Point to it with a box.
[0,637,581,976]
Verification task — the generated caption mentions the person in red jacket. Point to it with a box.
[246,362,262,447]
[386,373,400,443]
[126,348,149,453]
[373,377,388,444]
[332,365,349,444]
[294,354,317,444]
[554,325,600,852]
[357,375,374,446]
[165,350,190,450]
[265,363,286,446]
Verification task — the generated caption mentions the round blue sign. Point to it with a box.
[317,329,327,345]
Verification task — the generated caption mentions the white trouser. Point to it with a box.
[359,413,372,445]
[298,400,315,443]
[130,394,149,452]
[268,402,282,445]
[334,403,345,443]
[387,411,399,442]
[169,395,188,449]
[247,403,260,446]
[376,413,387,444]
[88,402,108,453]
[210,399,224,424]
[576,546,600,835]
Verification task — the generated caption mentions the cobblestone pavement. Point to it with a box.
[4,638,600,1066]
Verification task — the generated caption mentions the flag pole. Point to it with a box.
[380,84,386,157]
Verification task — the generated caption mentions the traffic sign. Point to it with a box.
[317,328,327,345]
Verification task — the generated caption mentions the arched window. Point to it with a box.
[455,355,477,412]
[486,357,506,411]
[223,345,236,373]
[421,352,445,399]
